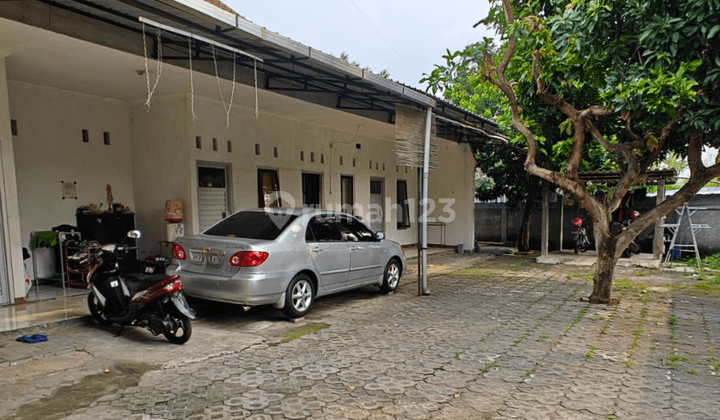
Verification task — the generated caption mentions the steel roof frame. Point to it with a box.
[34,0,498,140]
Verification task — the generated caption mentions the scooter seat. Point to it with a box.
[124,273,169,296]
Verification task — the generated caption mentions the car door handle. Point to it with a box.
[311,247,322,253]
[349,246,359,251]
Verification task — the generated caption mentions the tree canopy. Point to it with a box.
[424,0,720,303]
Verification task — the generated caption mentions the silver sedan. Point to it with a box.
[168,208,407,318]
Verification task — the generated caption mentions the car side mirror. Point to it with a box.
[375,231,384,240]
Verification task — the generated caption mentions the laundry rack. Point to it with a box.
[30,230,84,290]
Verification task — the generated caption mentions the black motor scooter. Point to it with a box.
[571,217,591,254]
[618,210,642,258]
[83,230,195,344]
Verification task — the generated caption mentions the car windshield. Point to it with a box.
[204,212,298,240]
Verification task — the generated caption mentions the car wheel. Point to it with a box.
[380,259,401,293]
[283,274,314,319]
[164,311,192,345]
[87,293,113,326]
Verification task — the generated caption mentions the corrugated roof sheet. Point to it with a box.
[578,169,677,185]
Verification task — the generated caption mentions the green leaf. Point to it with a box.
[709,25,720,39]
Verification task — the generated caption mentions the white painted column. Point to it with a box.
[541,183,549,256]
[419,108,431,296]
[0,52,25,304]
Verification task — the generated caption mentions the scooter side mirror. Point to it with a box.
[127,230,142,239]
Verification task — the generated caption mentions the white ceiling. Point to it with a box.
[0,17,393,138]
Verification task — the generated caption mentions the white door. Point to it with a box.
[198,166,230,231]
[369,178,384,233]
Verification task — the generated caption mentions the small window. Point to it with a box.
[340,156,343,166]
[274,147,278,158]
[227,141,233,153]
[300,151,304,161]
[11,120,18,136]
[397,180,411,229]
[103,132,110,145]
[306,216,343,242]
[369,160,372,169]
[376,162,379,170]
[311,152,315,162]
[352,158,356,167]
[213,138,218,151]
[198,167,226,188]
[255,144,260,155]
[82,129,89,143]
[383,163,385,171]
[258,169,281,208]
[196,136,202,149]
[321,154,324,164]
[396,165,399,173]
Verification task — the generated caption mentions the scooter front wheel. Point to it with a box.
[87,293,113,326]
[164,312,192,344]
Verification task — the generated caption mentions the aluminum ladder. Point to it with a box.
[662,203,709,270]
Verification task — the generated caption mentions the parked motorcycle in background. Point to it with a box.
[82,230,195,344]
[572,217,591,254]
[619,210,642,258]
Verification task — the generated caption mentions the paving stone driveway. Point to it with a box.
[2,253,720,419]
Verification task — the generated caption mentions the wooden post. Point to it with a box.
[559,194,564,252]
[653,179,666,260]
[541,183,549,256]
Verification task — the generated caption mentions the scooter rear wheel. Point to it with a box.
[87,293,113,326]
[164,312,192,345]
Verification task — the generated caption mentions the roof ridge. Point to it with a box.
[203,0,238,15]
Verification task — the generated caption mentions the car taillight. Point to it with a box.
[229,251,269,267]
[172,244,187,260]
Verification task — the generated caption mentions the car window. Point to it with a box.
[306,216,343,242]
[339,217,375,242]
[204,212,297,240]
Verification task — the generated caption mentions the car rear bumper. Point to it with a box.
[174,268,289,306]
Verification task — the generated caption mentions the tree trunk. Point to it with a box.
[589,233,617,304]
[517,180,540,252]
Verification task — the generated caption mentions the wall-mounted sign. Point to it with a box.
[61,181,77,200]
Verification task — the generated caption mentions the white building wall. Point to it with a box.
[129,95,191,261]
[428,140,476,250]
[184,95,422,246]
[7,84,478,286]
[9,81,134,280]
[127,93,477,254]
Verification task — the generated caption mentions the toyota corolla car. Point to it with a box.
[168,208,407,318]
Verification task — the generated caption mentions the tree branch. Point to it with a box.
[498,0,516,74]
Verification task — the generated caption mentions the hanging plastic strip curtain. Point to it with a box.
[394,104,439,170]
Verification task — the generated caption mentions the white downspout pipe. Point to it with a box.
[420,107,432,295]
